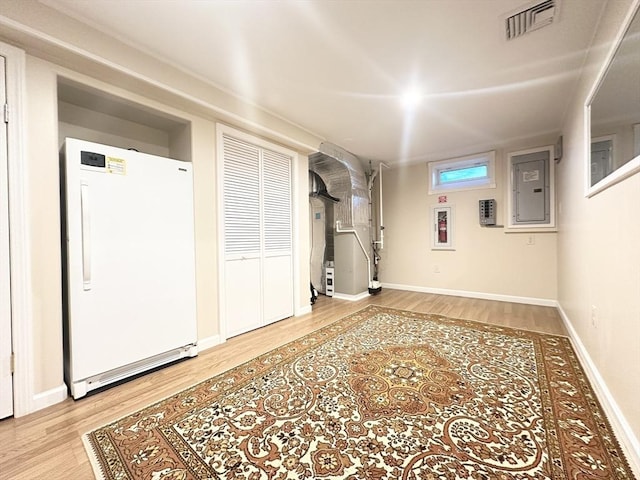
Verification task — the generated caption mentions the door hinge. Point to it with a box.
[3,103,8,124]
[10,353,15,374]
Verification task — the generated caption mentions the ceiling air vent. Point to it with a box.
[505,0,557,40]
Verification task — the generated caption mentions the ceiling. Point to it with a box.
[41,0,606,165]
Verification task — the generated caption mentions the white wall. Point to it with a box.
[557,0,640,457]
[0,2,320,409]
[380,143,557,303]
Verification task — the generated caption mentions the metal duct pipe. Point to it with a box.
[309,170,339,203]
[308,142,368,228]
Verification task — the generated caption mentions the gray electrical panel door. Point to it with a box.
[511,150,550,225]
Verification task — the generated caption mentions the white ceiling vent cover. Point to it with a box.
[505,0,557,40]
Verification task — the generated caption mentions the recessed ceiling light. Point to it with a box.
[401,88,422,109]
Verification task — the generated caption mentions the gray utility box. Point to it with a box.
[479,199,496,226]
[511,149,550,225]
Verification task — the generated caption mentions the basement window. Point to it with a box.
[428,151,496,194]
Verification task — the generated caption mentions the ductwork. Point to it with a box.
[309,171,340,203]
[309,142,377,296]
[309,142,368,228]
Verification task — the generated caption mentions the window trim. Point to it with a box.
[428,151,496,194]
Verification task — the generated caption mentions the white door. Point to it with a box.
[0,55,13,419]
[262,148,293,324]
[222,135,263,337]
[221,131,294,338]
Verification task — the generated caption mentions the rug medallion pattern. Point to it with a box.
[85,305,635,479]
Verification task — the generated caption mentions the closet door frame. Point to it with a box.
[216,124,299,341]
[0,41,35,417]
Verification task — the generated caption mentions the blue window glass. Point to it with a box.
[439,165,487,184]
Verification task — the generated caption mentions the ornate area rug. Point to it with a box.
[84,305,635,479]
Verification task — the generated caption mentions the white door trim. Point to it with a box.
[1,41,35,417]
[0,54,12,418]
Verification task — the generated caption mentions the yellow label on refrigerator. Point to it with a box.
[106,157,126,175]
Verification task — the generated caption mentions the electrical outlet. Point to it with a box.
[433,265,440,273]
[591,305,598,328]
[526,234,535,245]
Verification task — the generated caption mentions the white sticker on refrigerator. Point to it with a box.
[106,157,126,175]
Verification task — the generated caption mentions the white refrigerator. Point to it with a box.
[61,138,198,399]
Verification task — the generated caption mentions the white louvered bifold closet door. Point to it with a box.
[262,148,293,324]
[222,134,293,337]
[223,136,262,336]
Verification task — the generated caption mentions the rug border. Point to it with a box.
[83,431,108,480]
[367,304,572,340]
[82,304,635,480]
[550,326,638,479]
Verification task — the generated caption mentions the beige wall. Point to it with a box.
[557,0,640,447]
[380,144,557,302]
[58,102,174,158]
[0,2,320,400]
[25,56,61,393]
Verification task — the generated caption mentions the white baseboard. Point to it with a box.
[197,334,222,352]
[296,304,312,316]
[382,283,557,307]
[332,291,370,302]
[31,384,67,412]
[556,304,640,477]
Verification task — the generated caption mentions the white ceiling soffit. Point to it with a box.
[506,0,558,40]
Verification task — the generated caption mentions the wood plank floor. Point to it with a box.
[0,290,566,480]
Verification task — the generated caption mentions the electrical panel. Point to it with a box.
[511,150,550,225]
[479,199,496,226]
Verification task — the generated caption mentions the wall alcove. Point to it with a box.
[57,78,192,161]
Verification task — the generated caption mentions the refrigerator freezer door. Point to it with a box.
[63,139,197,384]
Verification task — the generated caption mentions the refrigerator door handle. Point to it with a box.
[80,181,92,290]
